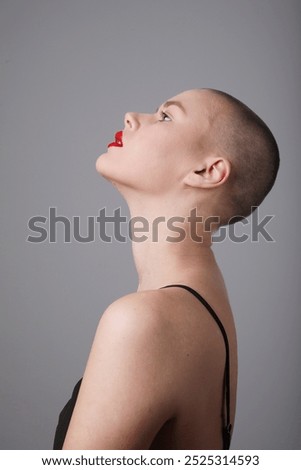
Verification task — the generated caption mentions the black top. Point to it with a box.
[53,284,232,450]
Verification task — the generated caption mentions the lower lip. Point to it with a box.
[108,142,123,148]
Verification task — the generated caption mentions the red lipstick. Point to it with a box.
[108,130,123,148]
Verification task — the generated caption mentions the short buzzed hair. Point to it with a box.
[207,89,280,226]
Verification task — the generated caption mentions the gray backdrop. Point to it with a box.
[0,0,300,450]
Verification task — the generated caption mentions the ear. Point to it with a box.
[183,156,231,189]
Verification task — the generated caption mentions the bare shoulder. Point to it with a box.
[97,289,172,343]
[97,287,228,353]
[94,291,175,363]
[63,289,177,449]
[89,290,178,387]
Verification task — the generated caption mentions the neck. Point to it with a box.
[126,198,220,292]
[133,239,218,292]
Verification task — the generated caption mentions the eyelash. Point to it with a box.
[158,110,171,122]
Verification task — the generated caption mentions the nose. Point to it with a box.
[124,112,140,130]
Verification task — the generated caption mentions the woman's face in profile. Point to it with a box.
[96,89,211,195]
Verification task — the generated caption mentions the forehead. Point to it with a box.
[165,89,214,118]
[164,90,221,138]
[171,88,208,102]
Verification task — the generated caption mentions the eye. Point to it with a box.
[158,110,171,122]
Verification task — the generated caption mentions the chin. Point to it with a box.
[95,153,105,174]
[95,153,138,200]
[95,152,113,177]
[95,153,122,187]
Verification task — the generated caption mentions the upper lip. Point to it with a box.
[108,130,123,148]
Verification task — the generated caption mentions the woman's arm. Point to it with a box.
[63,292,177,449]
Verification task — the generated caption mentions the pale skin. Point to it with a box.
[63,89,238,449]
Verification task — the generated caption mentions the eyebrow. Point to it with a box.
[155,100,186,114]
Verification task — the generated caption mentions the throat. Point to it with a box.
[127,202,216,292]
[133,238,217,292]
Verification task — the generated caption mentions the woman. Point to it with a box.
[53,88,279,450]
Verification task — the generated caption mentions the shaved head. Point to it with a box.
[204,89,279,226]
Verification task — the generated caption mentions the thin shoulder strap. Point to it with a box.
[160,283,232,450]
